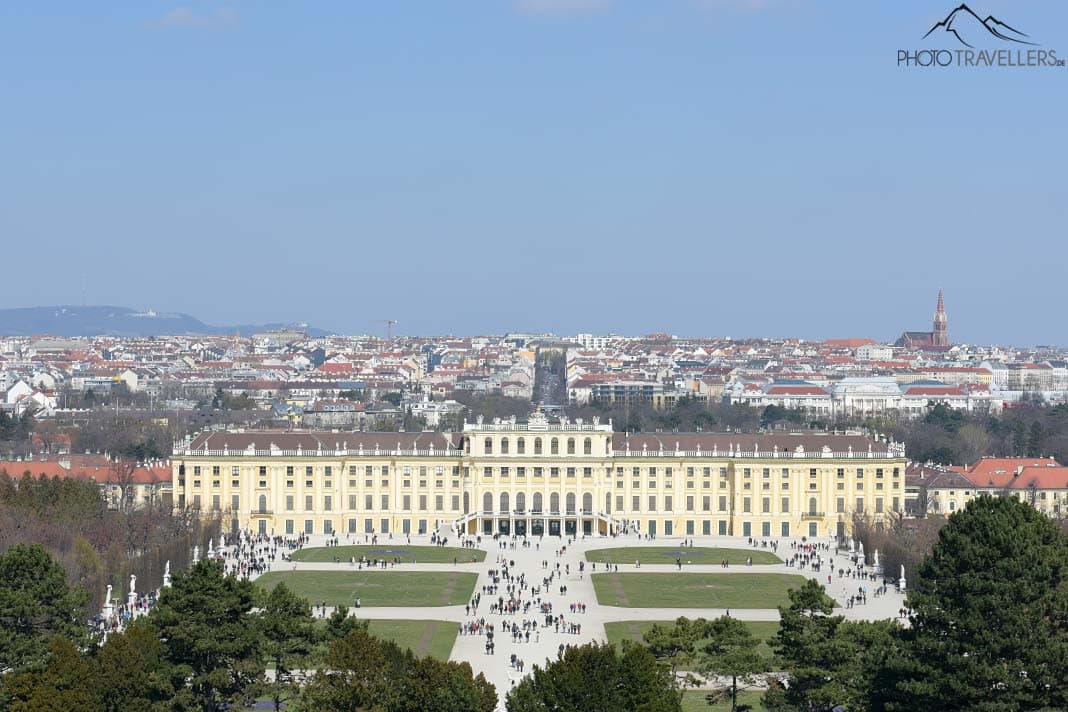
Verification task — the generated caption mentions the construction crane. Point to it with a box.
[372,319,398,340]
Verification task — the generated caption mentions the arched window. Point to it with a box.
[534,438,542,454]
[533,492,543,512]
[484,437,493,454]
[566,493,577,514]
[605,492,612,514]
[550,438,559,455]
[567,438,576,455]
[258,494,267,513]
[501,437,509,455]
[483,492,493,513]
[582,492,593,514]
[516,492,526,512]
[517,438,525,454]
[583,438,592,455]
[500,492,510,513]
[550,492,560,514]
[808,497,818,515]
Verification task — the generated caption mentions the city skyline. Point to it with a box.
[2,2,1066,343]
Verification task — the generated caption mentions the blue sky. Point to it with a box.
[1,1,1065,344]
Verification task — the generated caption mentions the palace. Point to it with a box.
[171,413,906,540]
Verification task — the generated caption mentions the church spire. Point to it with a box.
[933,288,948,346]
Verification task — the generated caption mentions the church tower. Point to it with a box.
[933,288,948,346]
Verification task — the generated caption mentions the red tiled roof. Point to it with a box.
[1008,466,1068,490]
[965,457,1059,488]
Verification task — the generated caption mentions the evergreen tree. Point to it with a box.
[300,626,410,711]
[0,544,89,672]
[147,559,263,711]
[1027,420,1045,457]
[505,642,681,712]
[878,496,1068,711]
[94,618,174,711]
[2,636,101,712]
[258,582,316,712]
[321,604,368,642]
[696,617,767,712]
[765,578,897,712]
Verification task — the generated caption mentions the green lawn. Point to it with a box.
[256,571,477,607]
[585,547,781,566]
[592,572,807,608]
[290,544,484,564]
[682,689,764,711]
[366,619,459,660]
[604,619,779,658]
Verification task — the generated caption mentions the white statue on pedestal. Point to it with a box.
[899,564,907,592]
[127,575,137,606]
[163,561,171,587]
[192,545,200,563]
[873,549,880,568]
[208,538,213,557]
[103,585,114,619]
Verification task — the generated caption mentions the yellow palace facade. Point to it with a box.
[172,413,907,540]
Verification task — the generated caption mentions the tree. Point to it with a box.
[300,626,409,711]
[147,559,263,712]
[956,422,992,466]
[764,578,897,712]
[258,582,316,712]
[643,616,708,661]
[94,618,174,711]
[1027,419,1045,457]
[0,544,89,672]
[696,617,767,712]
[505,642,681,712]
[924,403,964,433]
[107,458,140,513]
[322,605,367,642]
[301,625,496,712]
[877,496,1068,711]
[400,656,497,712]
[2,636,101,711]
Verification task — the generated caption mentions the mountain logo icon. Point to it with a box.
[923,4,1038,48]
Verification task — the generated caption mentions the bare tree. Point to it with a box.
[108,459,140,513]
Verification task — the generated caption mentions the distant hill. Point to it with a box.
[0,306,332,338]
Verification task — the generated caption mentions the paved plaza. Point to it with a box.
[244,532,907,709]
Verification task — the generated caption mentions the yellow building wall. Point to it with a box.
[174,433,905,539]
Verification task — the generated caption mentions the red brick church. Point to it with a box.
[896,289,949,350]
